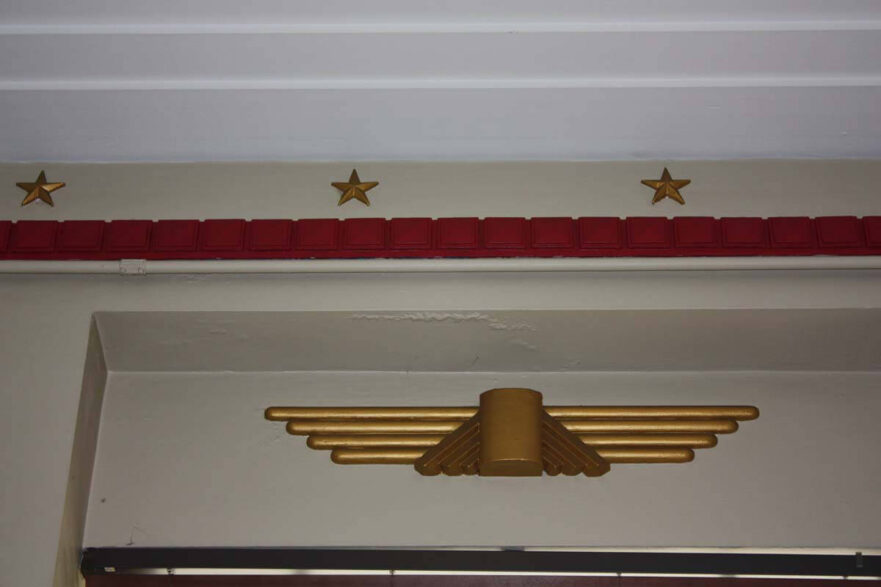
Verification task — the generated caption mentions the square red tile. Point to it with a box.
[578,217,622,249]
[11,221,57,252]
[152,220,199,252]
[389,218,432,249]
[531,217,575,249]
[201,219,246,251]
[720,217,768,248]
[815,216,863,247]
[674,217,719,247]
[437,217,479,249]
[0,221,10,252]
[57,221,105,251]
[342,218,386,250]
[769,217,814,248]
[296,219,340,250]
[866,217,881,247]
[484,217,527,249]
[248,219,293,251]
[105,220,152,252]
[626,217,672,248]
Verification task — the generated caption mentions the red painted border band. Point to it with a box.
[1,216,879,260]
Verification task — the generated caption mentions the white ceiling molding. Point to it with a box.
[1,0,879,161]
[3,0,881,27]
[4,21,881,35]
[2,31,879,88]
[3,87,877,161]
[5,78,879,92]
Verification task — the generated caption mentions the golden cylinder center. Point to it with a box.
[478,388,544,477]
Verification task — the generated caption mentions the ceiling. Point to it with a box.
[1,0,880,162]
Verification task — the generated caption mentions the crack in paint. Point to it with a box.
[125,525,148,547]
[508,338,539,351]
[350,312,535,332]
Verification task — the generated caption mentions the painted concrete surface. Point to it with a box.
[2,267,881,586]
[86,370,881,548]
[3,161,881,222]
[94,309,881,373]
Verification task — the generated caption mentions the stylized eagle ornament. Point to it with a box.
[266,388,758,477]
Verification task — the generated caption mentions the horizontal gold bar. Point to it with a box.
[331,449,424,465]
[287,420,463,435]
[548,406,758,421]
[289,419,737,436]
[576,433,717,448]
[598,448,694,463]
[562,419,738,434]
[267,407,475,421]
[306,433,718,450]
[308,435,446,449]
[330,447,696,465]
[267,405,758,422]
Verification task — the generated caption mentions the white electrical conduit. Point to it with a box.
[1,257,881,274]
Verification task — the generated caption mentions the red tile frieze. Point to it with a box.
[1,216,879,260]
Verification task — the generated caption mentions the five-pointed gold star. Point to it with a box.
[332,169,378,206]
[17,170,66,207]
[641,167,691,205]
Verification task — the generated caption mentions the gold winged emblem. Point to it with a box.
[265,388,758,477]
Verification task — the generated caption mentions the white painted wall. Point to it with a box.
[3,161,881,221]
[94,310,881,373]
[3,267,881,587]
[52,321,107,587]
[81,311,881,548]
[1,160,880,587]
[87,370,881,549]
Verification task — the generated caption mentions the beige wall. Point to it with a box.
[88,366,881,549]
[3,160,881,222]
[2,268,881,587]
[52,322,107,587]
[1,161,880,587]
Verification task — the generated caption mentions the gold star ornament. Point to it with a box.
[17,170,66,207]
[641,167,691,205]
[332,169,378,206]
